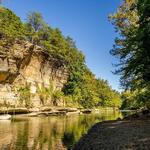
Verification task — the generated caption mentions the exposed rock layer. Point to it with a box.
[0,40,68,107]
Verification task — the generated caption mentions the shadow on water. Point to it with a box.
[0,111,123,150]
[62,131,75,150]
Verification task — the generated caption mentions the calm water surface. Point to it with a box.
[0,111,122,150]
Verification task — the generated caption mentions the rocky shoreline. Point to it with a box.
[0,107,100,117]
[74,110,150,150]
[0,107,119,117]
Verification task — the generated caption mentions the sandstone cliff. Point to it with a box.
[0,40,68,107]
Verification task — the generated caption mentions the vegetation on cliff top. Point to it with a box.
[0,6,121,108]
[0,6,25,48]
[110,0,150,110]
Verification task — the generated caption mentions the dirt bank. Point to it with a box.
[74,111,150,150]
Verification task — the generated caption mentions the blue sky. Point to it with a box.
[2,0,123,91]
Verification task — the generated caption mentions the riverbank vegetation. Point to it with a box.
[0,6,121,109]
[110,0,150,110]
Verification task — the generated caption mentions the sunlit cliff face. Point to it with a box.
[0,41,68,107]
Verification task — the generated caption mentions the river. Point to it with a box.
[0,111,122,150]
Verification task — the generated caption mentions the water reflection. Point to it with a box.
[0,111,122,150]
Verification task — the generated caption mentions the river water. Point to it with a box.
[0,111,122,150]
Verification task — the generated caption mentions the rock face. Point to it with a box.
[0,40,68,107]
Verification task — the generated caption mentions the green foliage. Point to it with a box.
[37,85,52,105]
[96,79,121,107]
[78,69,99,108]
[25,12,49,44]
[110,0,150,88]
[121,87,150,110]
[110,0,150,109]
[136,0,150,84]
[63,67,121,108]
[52,90,64,106]
[18,85,31,108]
[0,6,25,48]
[121,90,136,110]
[109,0,138,88]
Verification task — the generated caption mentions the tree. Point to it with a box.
[110,0,150,109]
[26,12,46,32]
[136,0,150,83]
[25,12,48,44]
[109,0,139,89]
[110,0,150,89]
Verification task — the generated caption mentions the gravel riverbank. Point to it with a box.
[74,114,150,150]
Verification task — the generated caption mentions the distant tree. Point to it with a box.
[26,12,46,32]
[25,12,48,44]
